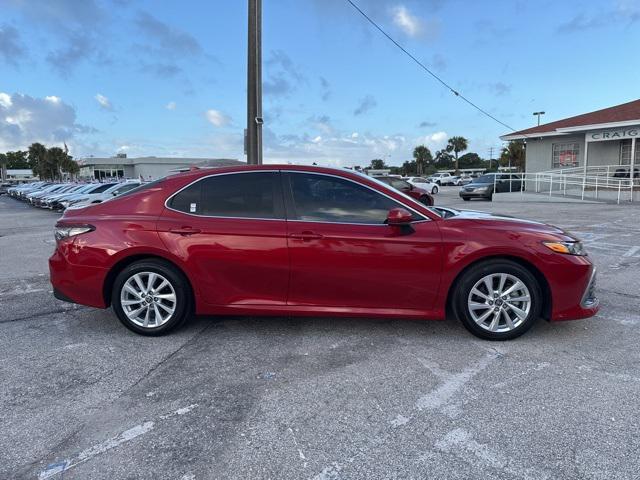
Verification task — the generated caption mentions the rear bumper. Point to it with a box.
[49,247,108,308]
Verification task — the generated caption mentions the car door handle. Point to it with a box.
[289,231,323,241]
[169,226,201,235]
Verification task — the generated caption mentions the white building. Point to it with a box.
[501,99,639,176]
[77,155,244,180]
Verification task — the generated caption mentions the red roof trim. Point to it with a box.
[507,99,640,137]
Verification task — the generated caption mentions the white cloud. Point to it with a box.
[0,92,89,150]
[391,5,423,37]
[416,131,449,150]
[165,101,176,111]
[95,93,112,110]
[205,109,231,127]
[0,92,12,108]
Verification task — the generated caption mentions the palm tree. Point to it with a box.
[446,136,468,173]
[28,142,49,179]
[500,140,526,171]
[412,145,432,176]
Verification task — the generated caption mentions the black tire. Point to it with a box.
[112,259,192,336]
[436,180,441,186]
[431,186,439,194]
[418,195,429,206]
[453,260,542,340]
[462,197,470,201]
[487,192,493,201]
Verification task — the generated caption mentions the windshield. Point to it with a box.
[111,179,164,199]
[103,182,138,195]
[476,175,495,183]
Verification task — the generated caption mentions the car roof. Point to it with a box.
[165,164,380,182]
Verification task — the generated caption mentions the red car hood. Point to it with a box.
[444,208,578,241]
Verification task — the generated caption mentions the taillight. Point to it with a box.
[54,225,95,241]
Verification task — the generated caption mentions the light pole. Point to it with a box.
[533,111,545,126]
[246,0,263,165]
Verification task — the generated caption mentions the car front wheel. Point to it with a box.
[454,260,542,340]
[431,186,439,194]
[112,259,191,335]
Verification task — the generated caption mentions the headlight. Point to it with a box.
[543,241,587,256]
[54,225,95,241]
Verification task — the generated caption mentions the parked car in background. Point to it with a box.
[404,176,439,194]
[50,165,598,340]
[428,172,457,186]
[374,176,434,206]
[37,184,80,207]
[8,181,46,198]
[67,180,143,210]
[613,167,640,178]
[57,183,118,210]
[459,173,523,201]
[0,183,12,195]
[26,184,65,204]
[455,175,473,186]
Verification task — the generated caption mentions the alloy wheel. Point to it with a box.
[120,272,177,328]
[467,273,531,333]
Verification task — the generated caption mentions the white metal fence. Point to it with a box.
[493,171,638,204]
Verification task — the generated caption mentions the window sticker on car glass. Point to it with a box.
[190,203,197,213]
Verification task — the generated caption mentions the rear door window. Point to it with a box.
[168,172,284,219]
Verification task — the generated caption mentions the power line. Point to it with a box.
[344,0,519,133]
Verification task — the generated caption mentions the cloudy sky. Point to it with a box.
[1,0,639,166]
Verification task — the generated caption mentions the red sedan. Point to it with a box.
[49,165,598,340]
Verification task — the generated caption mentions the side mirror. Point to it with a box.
[387,208,413,226]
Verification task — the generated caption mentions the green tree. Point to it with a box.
[47,147,79,179]
[401,160,417,176]
[500,140,526,171]
[434,149,454,169]
[446,136,468,173]
[412,145,433,176]
[369,158,387,170]
[28,142,49,179]
[1,151,29,168]
[457,152,483,169]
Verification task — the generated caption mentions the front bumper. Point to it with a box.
[550,265,599,321]
[459,190,490,199]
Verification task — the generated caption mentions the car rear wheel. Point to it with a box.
[112,259,191,336]
[431,186,439,194]
[454,260,542,340]
[462,197,470,201]
[419,194,433,206]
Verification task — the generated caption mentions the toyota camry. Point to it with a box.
[49,165,598,340]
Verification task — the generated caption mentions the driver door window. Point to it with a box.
[287,172,415,224]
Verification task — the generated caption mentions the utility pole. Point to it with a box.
[246,0,263,165]
[533,111,545,126]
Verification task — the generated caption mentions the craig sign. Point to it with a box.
[586,128,640,142]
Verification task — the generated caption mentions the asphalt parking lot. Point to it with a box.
[1,188,639,480]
